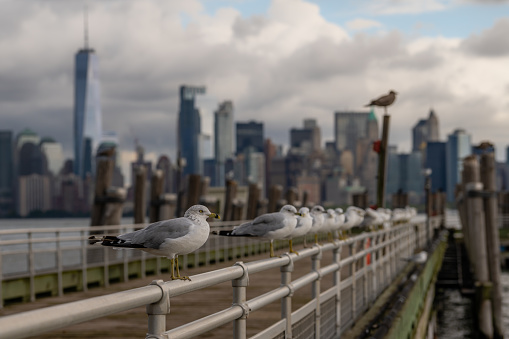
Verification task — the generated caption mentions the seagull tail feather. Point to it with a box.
[88,235,146,248]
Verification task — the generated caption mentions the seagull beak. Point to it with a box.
[295,212,302,216]
[209,213,220,220]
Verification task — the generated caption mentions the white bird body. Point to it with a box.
[290,207,313,238]
[90,204,220,280]
[334,208,345,232]
[309,205,326,235]
[231,205,299,240]
[342,206,365,232]
[359,208,384,229]
[402,251,428,264]
[321,209,337,234]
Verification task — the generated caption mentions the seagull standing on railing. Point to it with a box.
[341,206,365,238]
[214,205,301,258]
[89,205,220,281]
[286,207,313,254]
[309,205,327,244]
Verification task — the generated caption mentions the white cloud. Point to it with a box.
[369,0,449,14]
[346,18,383,31]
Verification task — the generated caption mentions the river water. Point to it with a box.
[1,218,508,336]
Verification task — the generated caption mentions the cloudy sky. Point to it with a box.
[2,0,509,184]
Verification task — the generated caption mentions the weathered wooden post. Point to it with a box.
[463,155,493,338]
[186,174,201,210]
[247,183,261,220]
[268,185,283,213]
[285,187,299,207]
[149,169,164,223]
[133,165,147,225]
[90,152,114,226]
[376,114,390,208]
[480,153,503,338]
[103,187,126,225]
[223,179,237,221]
[301,190,308,208]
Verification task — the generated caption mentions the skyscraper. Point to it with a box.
[0,131,14,216]
[73,40,102,178]
[178,85,206,177]
[446,129,472,202]
[236,121,264,154]
[334,111,370,152]
[214,101,234,186]
[426,142,447,193]
[427,109,440,142]
[412,119,428,152]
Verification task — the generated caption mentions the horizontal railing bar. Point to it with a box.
[248,286,289,313]
[0,284,162,339]
[166,266,244,298]
[250,319,286,339]
[292,271,320,291]
[164,306,244,339]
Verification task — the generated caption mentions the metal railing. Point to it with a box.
[0,217,440,339]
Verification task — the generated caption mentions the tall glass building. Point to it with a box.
[446,129,471,202]
[214,101,234,186]
[178,85,206,177]
[73,47,102,178]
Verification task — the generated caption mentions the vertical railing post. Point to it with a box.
[232,262,249,339]
[56,231,63,297]
[81,230,88,292]
[280,254,294,339]
[141,252,147,279]
[312,246,322,338]
[146,280,170,338]
[351,239,358,319]
[371,234,379,302]
[333,242,342,335]
[363,236,369,310]
[123,249,129,282]
[29,232,35,302]
[104,245,110,287]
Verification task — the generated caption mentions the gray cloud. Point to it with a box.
[460,18,509,56]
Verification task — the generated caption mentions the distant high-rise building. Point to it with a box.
[446,129,472,202]
[426,142,447,193]
[0,131,14,216]
[290,118,321,155]
[156,155,173,193]
[236,121,264,154]
[178,85,206,177]
[427,109,440,141]
[214,101,234,186]
[40,137,64,176]
[412,119,428,152]
[506,146,509,165]
[334,111,370,152]
[17,130,46,176]
[73,43,102,178]
[17,174,51,217]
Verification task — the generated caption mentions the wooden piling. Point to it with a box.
[149,170,164,223]
[186,174,201,210]
[463,156,493,338]
[103,187,126,225]
[90,155,114,226]
[247,183,261,220]
[223,179,237,221]
[133,165,147,225]
[285,187,299,207]
[480,153,503,338]
[268,185,283,213]
[376,114,390,208]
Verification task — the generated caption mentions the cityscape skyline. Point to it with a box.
[2,0,509,183]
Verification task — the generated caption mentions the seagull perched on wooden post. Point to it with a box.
[365,90,397,114]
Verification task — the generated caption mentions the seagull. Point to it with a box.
[309,205,327,244]
[322,209,338,242]
[341,206,365,238]
[401,250,428,264]
[88,205,220,281]
[215,205,300,257]
[286,207,313,254]
[365,90,397,113]
[333,208,346,240]
[359,208,384,231]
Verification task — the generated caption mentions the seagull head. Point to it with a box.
[298,207,310,218]
[186,205,220,219]
[280,205,300,216]
[389,90,398,95]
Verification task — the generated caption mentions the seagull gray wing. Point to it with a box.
[118,218,194,249]
[232,212,286,236]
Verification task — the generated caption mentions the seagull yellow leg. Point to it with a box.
[314,234,321,245]
[270,240,275,258]
[289,239,299,255]
[328,232,333,242]
[170,258,176,280]
[175,256,191,281]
